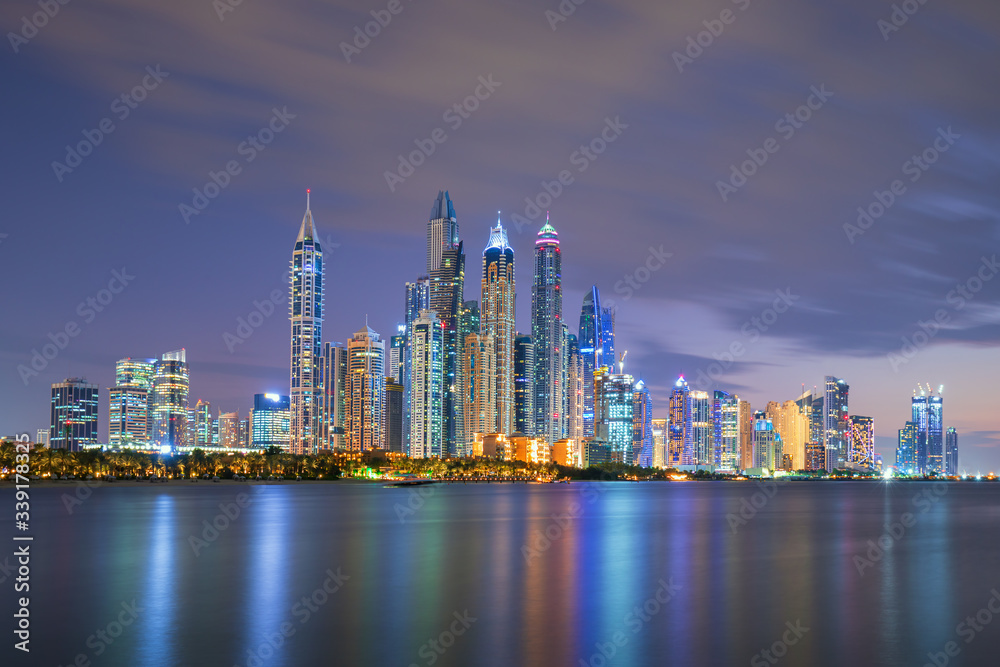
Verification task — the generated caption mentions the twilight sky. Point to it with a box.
[2,0,999,471]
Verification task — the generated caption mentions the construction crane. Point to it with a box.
[618,350,628,374]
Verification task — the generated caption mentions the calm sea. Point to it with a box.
[5,480,1000,666]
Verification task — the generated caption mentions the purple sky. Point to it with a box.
[2,0,999,471]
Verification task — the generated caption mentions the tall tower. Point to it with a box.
[578,287,601,438]
[289,190,324,455]
[427,190,458,275]
[346,325,386,451]
[945,427,958,476]
[482,218,516,435]
[566,334,584,442]
[847,415,875,469]
[823,376,849,471]
[430,242,465,457]
[151,349,189,450]
[632,380,652,466]
[514,334,535,435]
[594,367,634,463]
[532,215,563,444]
[319,342,347,451]
[109,357,154,448]
[668,376,691,466]
[410,310,444,458]
[714,390,740,470]
[50,378,99,451]
[402,277,431,453]
[912,385,944,474]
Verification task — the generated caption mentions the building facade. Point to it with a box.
[289,192,324,454]
[50,378,98,451]
[250,394,290,449]
[532,216,564,444]
[151,349,189,450]
[481,220,516,435]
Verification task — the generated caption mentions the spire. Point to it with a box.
[306,188,310,211]
[485,214,511,253]
[536,212,558,244]
[296,189,316,243]
[430,190,456,221]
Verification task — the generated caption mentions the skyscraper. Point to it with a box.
[388,328,406,383]
[460,331,496,449]
[110,357,155,447]
[651,418,667,468]
[455,299,481,453]
[482,219,516,435]
[532,215,563,444]
[430,242,465,457]
[402,277,431,453]
[767,399,808,471]
[578,286,616,439]
[912,387,944,474]
[847,415,875,469]
[691,390,712,465]
[410,310,444,458]
[427,190,458,275]
[594,366,634,463]
[713,390,740,470]
[385,380,404,452]
[289,191,324,455]
[896,421,918,474]
[50,378,98,451]
[752,412,779,471]
[945,427,958,476]
[823,376,849,471]
[250,394,290,450]
[219,411,240,448]
[194,399,213,448]
[739,399,753,470]
[514,334,535,436]
[346,325,386,451]
[632,380,652,466]
[320,342,347,451]
[151,349,189,450]
[668,376,691,467]
[566,334,584,442]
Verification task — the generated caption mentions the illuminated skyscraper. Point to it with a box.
[532,215,563,444]
[427,190,458,275]
[385,380,404,452]
[632,380,652,466]
[739,399,753,470]
[482,219,516,435]
[402,277,431,453]
[847,415,875,469]
[752,412,779,470]
[566,334,584,442]
[50,378,98,451]
[767,398,808,471]
[320,342,347,451]
[945,427,958,476]
[668,376,691,467]
[578,286,616,439]
[514,334,534,435]
[194,399,212,448]
[896,421,918,474]
[410,310,444,458]
[823,376,849,471]
[430,242,465,456]
[651,418,667,468]
[594,366,634,463]
[713,390,739,470]
[346,325,386,451]
[388,329,406,383]
[691,390,712,465]
[289,191,324,455]
[912,387,944,474]
[109,357,154,448]
[219,411,240,448]
[460,332,496,449]
[455,299,481,452]
[151,349,189,450]
[251,394,290,450]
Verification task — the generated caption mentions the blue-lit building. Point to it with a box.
[896,421,918,474]
[151,349,189,450]
[912,388,944,475]
[632,380,652,466]
[945,427,958,476]
[251,394,290,449]
[594,367,634,464]
[578,286,615,439]
[532,216,563,444]
[50,378,99,451]
[713,390,740,470]
[289,191,324,454]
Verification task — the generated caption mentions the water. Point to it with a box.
[6,480,1000,666]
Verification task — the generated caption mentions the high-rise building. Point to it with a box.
[847,415,875,469]
[945,427,958,476]
[566,334,584,442]
[578,287,616,439]
[823,376,849,471]
[238,418,250,449]
[346,325,386,451]
[250,394,290,450]
[481,219,516,435]
[896,421,918,474]
[289,191,324,455]
[651,418,667,468]
[632,380,653,466]
[752,412,779,470]
[532,216,564,444]
[110,357,155,446]
[767,398,808,471]
[713,390,739,470]
[594,367,634,463]
[668,376,691,467]
[50,378,98,451]
[514,334,535,435]
[427,190,459,275]
[403,277,431,453]
[691,390,712,465]
[151,349,189,450]
[460,332,496,450]
[194,400,212,448]
[456,299,482,453]
[385,380,404,452]
[388,329,406,383]
[320,342,347,451]
[738,399,753,470]
[430,241,465,457]
[410,310,444,458]
[911,388,944,475]
[219,412,240,448]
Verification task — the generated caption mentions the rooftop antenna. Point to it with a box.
[306,188,310,210]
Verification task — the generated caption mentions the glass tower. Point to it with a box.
[151,349,189,450]
[50,378,99,451]
[532,215,563,444]
[514,334,535,435]
[482,219,515,435]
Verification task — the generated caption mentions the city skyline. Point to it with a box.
[4,1,999,471]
